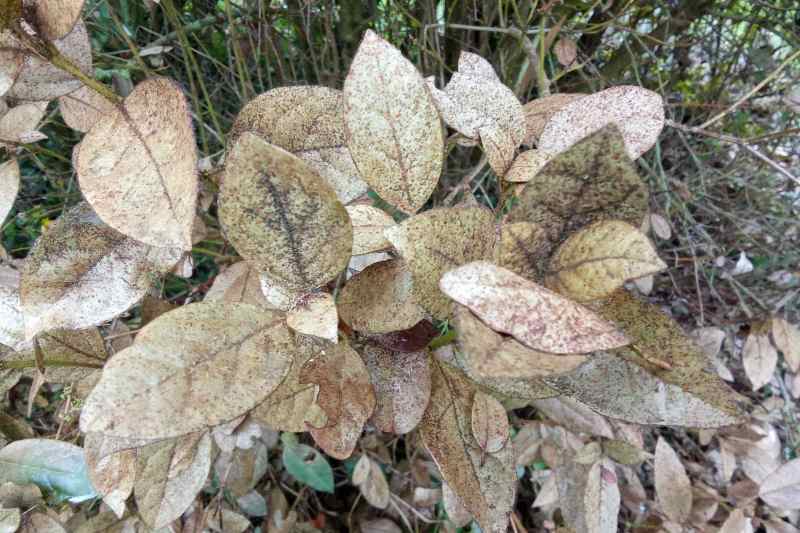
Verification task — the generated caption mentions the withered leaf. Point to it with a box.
[546,220,666,302]
[286,292,338,342]
[80,302,294,439]
[0,101,47,147]
[219,132,352,291]
[299,341,376,459]
[655,437,692,524]
[442,481,473,528]
[418,360,516,533]
[18,513,65,533]
[337,259,426,334]
[368,320,438,353]
[134,431,212,529]
[759,457,800,510]
[20,203,182,339]
[0,265,25,351]
[441,261,629,354]
[76,77,198,250]
[0,32,23,97]
[689,327,726,359]
[0,158,18,226]
[7,327,108,384]
[471,391,509,454]
[385,206,496,319]
[521,93,586,145]
[343,30,444,213]
[32,0,86,40]
[359,343,430,435]
[352,455,390,509]
[584,459,620,533]
[719,509,754,533]
[771,317,800,373]
[84,432,136,518]
[742,323,778,390]
[58,85,115,133]
[554,38,578,67]
[205,262,273,307]
[531,396,614,439]
[649,213,671,240]
[493,221,551,281]
[346,204,394,255]
[504,149,552,183]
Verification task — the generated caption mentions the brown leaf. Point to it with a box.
[229,86,367,204]
[772,317,800,372]
[521,93,586,145]
[287,292,338,343]
[471,391,508,454]
[31,0,86,40]
[554,38,578,67]
[418,360,516,533]
[359,343,430,435]
[442,481,473,527]
[343,30,444,213]
[689,327,726,358]
[58,85,115,133]
[759,457,800,510]
[504,149,552,183]
[346,204,395,255]
[655,437,692,524]
[531,396,614,439]
[584,459,620,533]
[0,101,47,147]
[493,221,551,282]
[368,320,438,353]
[743,323,778,390]
[0,32,24,97]
[84,432,136,518]
[649,213,671,240]
[205,508,251,533]
[719,509,754,533]
[219,132,352,291]
[352,455,390,509]
[80,302,295,439]
[76,77,198,250]
[205,262,274,307]
[0,158,18,227]
[7,327,108,383]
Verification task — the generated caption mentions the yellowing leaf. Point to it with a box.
[352,455,390,509]
[521,93,586,145]
[471,391,508,454]
[205,261,275,307]
[441,261,629,354]
[80,302,294,439]
[743,323,778,390]
[343,30,444,213]
[32,0,86,40]
[84,432,136,518]
[58,85,115,133]
[346,204,395,255]
[419,360,516,533]
[385,206,496,319]
[229,86,368,204]
[337,259,426,334]
[286,292,338,343]
[759,457,800,510]
[0,159,18,226]
[771,317,800,372]
[655,437,692,524]
[20,203,182,339]
[219,132,352,291]
[546,220,666,302]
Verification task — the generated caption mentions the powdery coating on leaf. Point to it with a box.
[32,0,86,40]
[343,30,444,213]
[471,391,509,453]
[80,302,295,439]
[493,221,552,282]
[20,203,181,339]
[759,457,800,510]
[134,431,212,529]
[0,159,19,225]
[385,206,496,319]
[352,455,390,509]
[219,133,352,291]
[346,204,395,255]
[0,101,47,147]
[58,85,115,133]
[521,93,586,145]
[76,77,198,250]
[538,85,664,161]
[654,437,692,524]
[772,317,800,373]
[441,261,629,354]
[546,220,667,302]
[229,86,368,204]
[205,261,275,307]
[337,259,426,334]
[8,327,107,383]
[584,458,620,533]
[286,292,338,342]
[300,341,376,459]
[84,432,136,518]
[419,360,516,533]
[504,149,551,183]
[742,328,778,390]
[359,343,430,434]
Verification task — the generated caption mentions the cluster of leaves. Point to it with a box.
[1,3,798,532]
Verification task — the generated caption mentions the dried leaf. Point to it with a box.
[80,302,294,439]
[361,518,402,533]
[20,203,181,339]
[352,455,390,509]
[759,457,800,509]
[584,459,620,533]
[205,508,250,533]
[743,324,778,390]
[418,360,516,533]
[280,433,334,493]
[229,86,368,204]
[719,509,754,533]
[442,481,473,527]
[385,206,496,319]
[76,77,198,250]
[337,259,426,334]
[32,0,86,40]
[689,327,726,358]
[58,85,115,133]
[18,513,65,533]
[0,32,23,97]
[441,261,629,354]
[219,132,352,291]
[0,101,47,147]
[504,149,551,183]
[84,432,136,518]
[521,93,585,145]
[0,267,25,351]
[368,320,438,353]
[359,343,430,435]
[471,391,508,453]
[346,204,394,255]
[0,159,18,225]
[0,508,20,533]
[531,396,614,439]
[554,38,578,67]
[546,220,666,302]
[493,221,551,281]
[287,292,338,343]
[343,30,443,213]
[205,261,274,307]
[214,441,268,497]
[772,317,800,372]
[655,437,692,524]
[134,431,212,529]
[6,327,108,383]
[649,213,671,240]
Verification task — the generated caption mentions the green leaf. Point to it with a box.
[280,433,334,494]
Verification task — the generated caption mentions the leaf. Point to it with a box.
[418,360,516,533]
[58,85,115,133]
[337,259,426,334]
[80,302,295,439]
[359,343,430,434]
[554,38,578,66]
[20,203,182,339]
[18,513,65,533]
[280,433,334,493]
[0,267,25,351]
[689,327,726,358]
[546,220,666,302]
[471,391,508,454]
[287,292,338,343]
[352,455,390,509]
[742,323,778,390]
[205,509,250,533]
[134,431,212,529]
[299,341,376,459]
[654,437,692,524]
[361,519,403,533]
[442,481,473,527]
[385,206,496,319]
[719,509,754,533]
[531,396,614,439]
[219,132,352,291]
[0,101,48,147]
[32,0,86,40]
[346,204,395,255]
[440,261,629,354]
[205,261,274,307]
[771,317,800,372]
[649,213,671,240]
[504,149,552,183]
[759,457,800,510]
[584,459,620,533]
[0,439,96,502]
[0,508,20,533]
[0,159,18,226]
[493,221,551,282]
[343,30,444,213]
[229,86,368,204]
[75,77,198,250]
[368,320,438,353]
[522,93,586,145]
[0,32,23,97]
[8,328,108,383]
[84,432,136,518]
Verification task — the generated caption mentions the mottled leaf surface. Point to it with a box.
[743,323,778,390]
[204,261,275,307]
[521,93,585,145]
[655,437,692,523]
[58,85,115,133]
[471,391,508,454]
[346,204,395,255]
[84,432,136,518]
[759,457,800,510]
[0,159,18,226]
[32,0,86,40]
[287,292,338,342]
[0,101,47,147]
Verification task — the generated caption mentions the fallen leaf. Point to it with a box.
[759,457,800,510]
[649,213,671,240]
[205,261,275,307]
[83,432,136,518]
[0,101,48,148]
[368,320,438,353]
[58,85,115,133]
[719,509,753,533]
[346,204,395,255]
[280,433,333,493]
[361,519,403,533]
[743,323,778,390]
[772,317,800,372]
[219,132,352,291]
[531,396,614,439]
[17,513,65,533]
[0,32,23,97]
[731,251,754,276]
[554,38,578,66]
[352,455,390,509]
[655,437,692,524]
[584,459,620,533]
[0,159,18,225]
[689,327,726,358]
[205,508,250,533]
[471,391,509,453]
[80,302,295,439]
[521,93,586,145]
[442,481,473,527]
[287,292,338,342]
[343,30,443,213]
[214,441,268,497]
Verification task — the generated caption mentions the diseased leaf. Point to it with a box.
[280,433,334,493]
[369,320,438,353]
[531,396,614,439]
[58,85,115,133]
[440,261,629,354]
[689,327,726,358]
[649,213,671,240]
[471,391,508,454]
[0,159,18,226]
[0,101,47,148]
[32,0,86,40]
[337,259,426,334]
[521,93,586,145]
[346,204,394,255]
[359,343,430,435]
[205,509,250,533]
[134,431,212,529]
[742,322,778,390]
[287,292,338,343]
[504,149,552,183]
[229,86,368,204]
[418,360,516,533]
[655,437,692,524]
[493,221,551,282]
[204,261,274,307]
[75,77,198,250]
[385,206,496,319]
[6,327,108,383]
[759,457,800,510]
[442,481,473,528]
[584,459,620,533]
[20,203,182,339]
[219,132,352,291]
[84,432,136,518]
[343,30,444,213]
[259,271,304,311]
[771,317,800,373]
[554,38,578,66]
[80,302,295,439]
[352,455,390,509]
[546,220,666,302]
[0,267,25,351]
